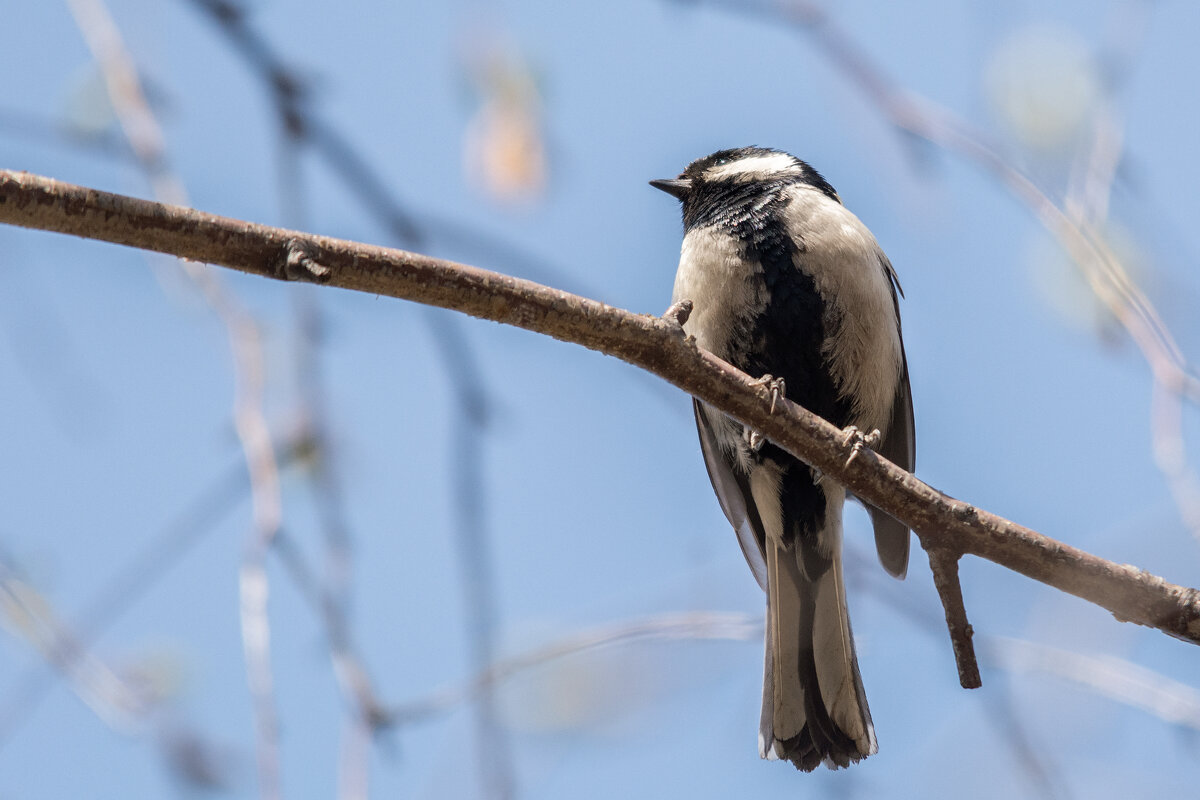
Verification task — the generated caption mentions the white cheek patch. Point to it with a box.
[703,153,801,183]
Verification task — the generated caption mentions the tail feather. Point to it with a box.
[760,519,875,771]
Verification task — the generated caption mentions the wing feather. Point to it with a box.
[693,400,768,590]
[866,342,915,578]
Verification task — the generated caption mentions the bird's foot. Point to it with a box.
[742,375,785,453]
[842,425,882,466]
[750,374,787,415]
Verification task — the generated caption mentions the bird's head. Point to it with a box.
[651,146,840,228]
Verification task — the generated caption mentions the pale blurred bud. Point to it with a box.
[985,25,1102,151]
[460,33,547,206]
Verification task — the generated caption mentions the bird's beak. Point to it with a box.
[649,178,692,200]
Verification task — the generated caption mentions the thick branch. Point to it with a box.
[2,169,1199,645]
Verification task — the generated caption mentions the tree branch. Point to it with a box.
[927,548,981,689]
[2,169,1199,649]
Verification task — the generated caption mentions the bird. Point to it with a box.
[651,147,915,771]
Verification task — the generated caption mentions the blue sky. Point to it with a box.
[2,1,1199,798]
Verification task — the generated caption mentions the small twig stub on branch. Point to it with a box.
[928,548,982,689]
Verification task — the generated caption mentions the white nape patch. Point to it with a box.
[703,153,801,183]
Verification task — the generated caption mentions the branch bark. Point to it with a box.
[2,169,1198,647]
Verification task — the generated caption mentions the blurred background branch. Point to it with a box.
[65,1,288,794]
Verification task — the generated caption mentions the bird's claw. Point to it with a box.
[743,427,766,453]
[742,375,787,453]
[842,425,882,466]
[751,374,787,415]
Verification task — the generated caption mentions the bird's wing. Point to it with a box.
[865,255,916,578]
[693,399,768,590]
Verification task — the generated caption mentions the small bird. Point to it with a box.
[651,147,915,771]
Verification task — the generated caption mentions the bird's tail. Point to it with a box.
[759,515,876,771]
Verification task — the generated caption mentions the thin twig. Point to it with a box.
[0,448,260,748]
[1068,0,1156,219]
[185,0,590,290]
[64,3,285,795]
[270,530,386,726]
[1157,380,1200,539]
[383,600,1200,745]
[0,546,239,790]
[984,681,1067,800]
[384,612,763,725]
[422,311,515,800]
[0,107,132,161]
[1053,0,1200,546]
[64,0,184,205]
[1062,0,1149,227]
[684,0,1200,662]
[927,549,981,689]
[981,636,1200,731]
[187,5,517,792]
[851,538,1200,752]
[338,716,372,800]
[847,543,1067,796]
[2,171,1198,648]
[278,116,380,798]
[698,0,1200,405]
[723,0,1200,542]
[0,553,158,734]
